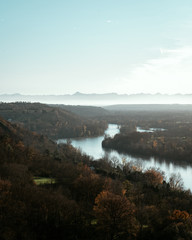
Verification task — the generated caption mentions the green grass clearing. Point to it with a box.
[33,177,56,185]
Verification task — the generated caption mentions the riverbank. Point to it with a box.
[57,124,192,191]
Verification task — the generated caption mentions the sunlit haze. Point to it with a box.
[1,1,192,95]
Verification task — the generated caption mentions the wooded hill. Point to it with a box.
[0,102,107,139]
[51,104,109,118]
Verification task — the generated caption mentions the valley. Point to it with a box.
[1,102,192,240]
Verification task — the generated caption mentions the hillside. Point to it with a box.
[0,102,107,139]
[51,104,109,118]
[0,115,63,159]
[0,115,92,171]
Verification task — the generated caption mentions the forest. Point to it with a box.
[102,106,192,164]
[0,102,107,139]
[1,104,192,240]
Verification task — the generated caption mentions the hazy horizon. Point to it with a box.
[1,92,192,106]
[1,1,192,95]
[2,91,192,96]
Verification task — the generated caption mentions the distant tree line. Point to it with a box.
[102,115,192,164]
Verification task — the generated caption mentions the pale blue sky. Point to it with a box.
[1,0,192,94]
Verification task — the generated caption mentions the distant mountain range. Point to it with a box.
[1,92,192,105]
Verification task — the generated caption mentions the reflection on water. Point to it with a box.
[136,126,166,132]
[57,124,192,191]
[57,124,120,159]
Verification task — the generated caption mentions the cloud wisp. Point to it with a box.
[122,46,192,94]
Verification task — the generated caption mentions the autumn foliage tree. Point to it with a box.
[143,168,164,187]
[73,165,104,205]
[93,190,138,240]
[160,209,192,240]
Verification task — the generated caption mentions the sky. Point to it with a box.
[1,0,192,95]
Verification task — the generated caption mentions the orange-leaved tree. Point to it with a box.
[160,209,192,240]
[93,190,138,240]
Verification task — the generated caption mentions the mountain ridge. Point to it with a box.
[1,92,192,105]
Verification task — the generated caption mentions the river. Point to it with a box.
[57,124,192,191]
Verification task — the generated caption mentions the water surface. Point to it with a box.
[57,124,192,191]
